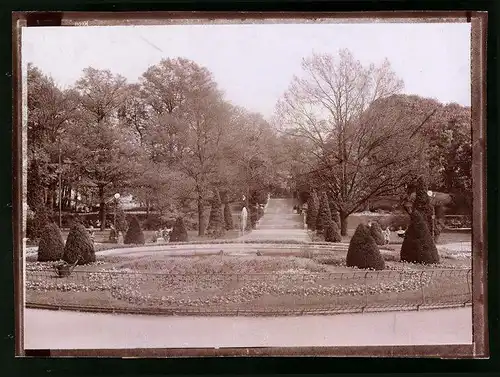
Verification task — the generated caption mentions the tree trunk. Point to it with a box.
[63,185,70,210]
[220,190,228,204]
[363,200,370,212]
[197,194,205,236]
[340,210,348,236]
[66,185,72,209]
[51,187,57,212]
[99,185,106,231]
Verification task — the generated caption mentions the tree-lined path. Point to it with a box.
[238,199,309,242]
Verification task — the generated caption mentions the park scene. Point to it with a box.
[22,23,472,347]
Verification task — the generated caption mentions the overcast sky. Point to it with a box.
[22,22,471,119]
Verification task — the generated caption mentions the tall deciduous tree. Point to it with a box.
[420,103,472,213]
[27,64,79,212]
[75,67,128,123]
[221,109,279,202]
[27,64,77,159]
[141,58,217,116]
[66,120,141,229]
[118,83,149,145]
[139,58,230,236]
[130,114,191,217]
[70,68,137,229]
[180,90,233,235]
[276,50,436,235]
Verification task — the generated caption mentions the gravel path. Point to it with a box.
[239,199,310,242]
[24,307,472,349]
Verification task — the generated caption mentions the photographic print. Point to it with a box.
[14,12,487,357]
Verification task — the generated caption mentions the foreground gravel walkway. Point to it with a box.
[24,307,471,349]
[239,199,310,242]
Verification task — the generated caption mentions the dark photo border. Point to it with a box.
[5,0,499,374]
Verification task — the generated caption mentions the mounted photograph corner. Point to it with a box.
[13,13,486,356]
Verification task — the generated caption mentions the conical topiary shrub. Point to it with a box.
[412,176,438,240]
[206,191,225,238]
[224,203,234,230]
[170,217,188,242]
[400,210,440,264]
[124,216,145,245]
[63,222,96,265]
[330,203,341,229]
[306,191,319,230]
[369,221,385,246]
[30,206,52,240]
[346,224,385,270]
[27,160,45,211]
[316,192,332,234]
[249,205,259,229]
[324,219,341,242]
[37,222,65,262]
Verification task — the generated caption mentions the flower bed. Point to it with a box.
[25,254,471,313]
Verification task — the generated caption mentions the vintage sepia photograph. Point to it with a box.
[14,12,487,357]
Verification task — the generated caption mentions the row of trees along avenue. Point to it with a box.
[27,58,286,235]
[28,49,471,237]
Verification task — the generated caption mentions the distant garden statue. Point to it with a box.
[117,231,124,245]
[240,206,248,233]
